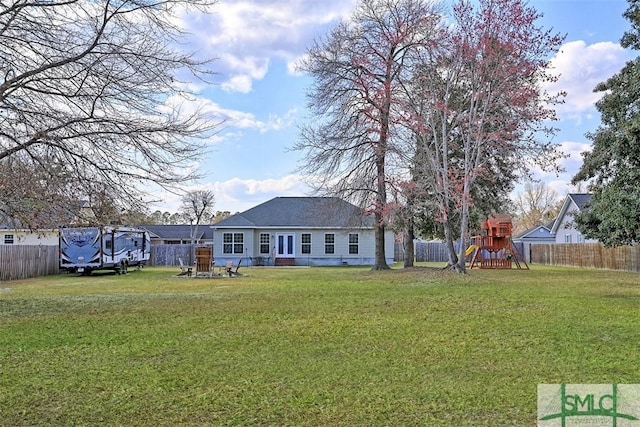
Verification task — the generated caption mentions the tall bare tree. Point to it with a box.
[296,0,442,270]
[0,0,220,227]
[179,189,215,244]
[512,181,561,233]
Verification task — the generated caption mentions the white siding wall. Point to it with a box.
[213,228,395,266]
[554,206,597,244]
[0,230,58,245]
[212,229,254,260]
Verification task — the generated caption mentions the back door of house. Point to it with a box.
[276,233,295,258]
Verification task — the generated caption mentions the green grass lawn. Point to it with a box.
[0,264,638,426]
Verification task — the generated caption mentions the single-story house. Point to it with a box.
[141,224,214,245]
[0,228,58,245]
[512,222,555,262]
[550,193,597,244]
[513,222,555,245]
[211,196,395,267]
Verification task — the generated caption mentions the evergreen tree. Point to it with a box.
[572,0,640,246]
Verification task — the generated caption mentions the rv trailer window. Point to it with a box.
[105,238,112,250]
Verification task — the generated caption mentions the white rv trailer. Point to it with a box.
[59,226,150,275]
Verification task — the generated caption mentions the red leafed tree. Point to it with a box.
[408,0,565,271]
[296,0,442,270]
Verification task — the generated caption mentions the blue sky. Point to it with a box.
[151,0,633,214]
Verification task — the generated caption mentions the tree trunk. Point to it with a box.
[456,200,469,273]
[373,217,390,270]
[403,219,415,268]
[443,219,459,269]
[373,144,390,270]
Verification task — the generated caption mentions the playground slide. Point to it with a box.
[465,245,478,257]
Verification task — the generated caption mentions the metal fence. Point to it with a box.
[0,245,60,281]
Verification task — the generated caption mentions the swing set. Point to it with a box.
[467,214,528,270]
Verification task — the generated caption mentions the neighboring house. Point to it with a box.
[141,224,214,245]
[550,193,597,244]
[513,222,555,263]
[0,228,58,245]
[211,196,395,267]
[513,221,556,245]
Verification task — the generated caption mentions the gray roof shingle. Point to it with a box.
[568,193,592,209]
[213,197,372,228]
[142,224,213,240]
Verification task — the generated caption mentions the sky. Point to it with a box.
[150,0,634,215]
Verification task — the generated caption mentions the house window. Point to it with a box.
[324,233,335,254]
[223,232,244,254]
[348,233,359,254]
[578,234,585,243]
[301,233,311,254]
[3,234,14,244]
[259,233,270,254]
[564,234,572,243]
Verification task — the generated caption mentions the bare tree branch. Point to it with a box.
[296,0,443,270]
[0,0,221,226]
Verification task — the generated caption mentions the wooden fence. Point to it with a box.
[0,244,198,281]
[0,245,60,281]
[530,243,640,273]
[3,242,638,281]
[395,241,451,263]
[149,244,195,267]
[397,241,638,273]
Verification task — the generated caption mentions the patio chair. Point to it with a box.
[178,258,193,277]
[225,259,242,277]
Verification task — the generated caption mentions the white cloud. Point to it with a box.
[558,140,592,172]
[287,54,308,76]
[219,107,297,134]
[545,40,631,121]
[180,1,357,91]
[213,174,310,212]
[162,94,297,139]
[514,140,593,201]
[148,174,311,214]
[526,140,591,179]
[221,75,254,93]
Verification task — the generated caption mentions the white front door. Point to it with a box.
[276,233,295,258]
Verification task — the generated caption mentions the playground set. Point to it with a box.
[467,214,528,270]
